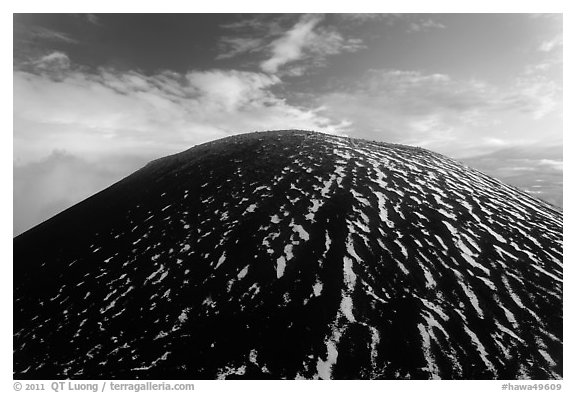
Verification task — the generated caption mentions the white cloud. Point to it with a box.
[315,68,562,156]
[27,26,79,44]
[85,14,101,25]
[481,137,515,147]
[217,14,366,75]
[307,30,364,58]
[337,14,399,24]
[261,14,324,73]
[407,18,446,33]
[216,37,264,60]
[538,159,563,171]
[338,14,446,33]
[33,51,71,70]
[260,14,364,75]
[529,13,562,20]
[185,70,280,112]
[14,63,344,165]
[539,34,563,52]
[510,76,560,119]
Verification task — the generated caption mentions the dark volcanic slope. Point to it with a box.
[14,130,562,380]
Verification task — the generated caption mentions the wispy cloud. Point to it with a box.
[85,14,101,26]
[338,13,446,33]
[508,75,560,119]
[219,14,288,34]
[260,14,364,75]
[529,13,562,20]
[539,34,562,52]
[216,37,264,60]
[26,26,79,44]
[261,14,324,73]
[538,159,563,171]
[217,14,364,75]
[337,13,400,24]
[315,68,562,155]
[407,18,446,33]
[217,14,290,58]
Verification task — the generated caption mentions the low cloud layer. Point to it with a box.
[460,145,563,208]
[14,151,149,236]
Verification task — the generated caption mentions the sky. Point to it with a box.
[13,13,563,236]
